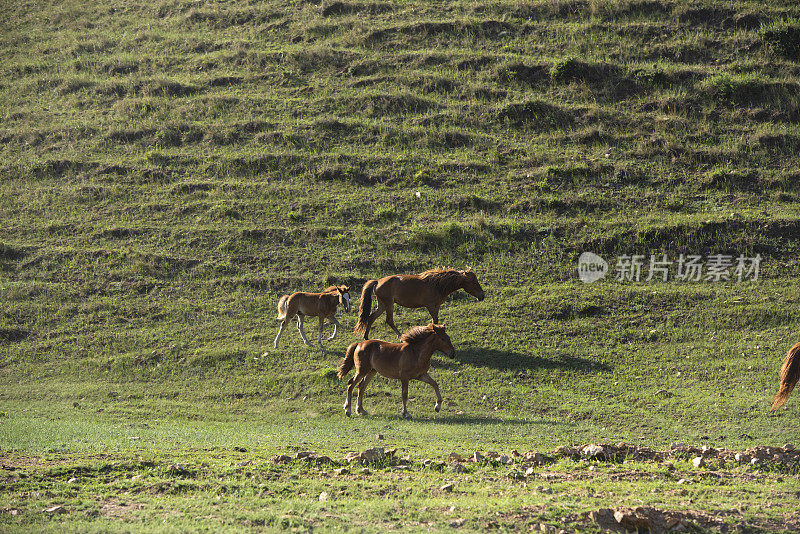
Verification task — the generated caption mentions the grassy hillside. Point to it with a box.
[2,0,800,531]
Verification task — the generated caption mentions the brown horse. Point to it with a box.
[274,285,351,348]
[353,268,484,339]
[771,341,800,411]
[338,323,455,419]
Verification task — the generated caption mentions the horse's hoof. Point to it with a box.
[345,409,351,417]
[434,403,441,412]
[356,408,367,416]
[402,413,412,420]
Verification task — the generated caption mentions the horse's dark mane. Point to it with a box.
[418,268,463,295]
[400,324,436,345]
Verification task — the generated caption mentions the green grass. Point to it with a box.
[2,0,800,530]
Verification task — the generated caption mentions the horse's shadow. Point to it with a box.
[408,414,573,426]
[434,346,612,373]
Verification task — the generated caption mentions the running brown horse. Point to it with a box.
[353,268,484,339]
[274,285,350,348]
[771,341,800,411]
[338,323,455,419]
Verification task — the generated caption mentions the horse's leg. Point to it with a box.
[344,371,365,417]
[317,316,325,347]
[273,319,288,348]
[400,379,412,419]
[356,370,376,415]
[296,314,310,345]
[426,305,440,324]
[327,316,341,340]
[384,300,402,337]
[416,373,443,412]
[364,300,385,339]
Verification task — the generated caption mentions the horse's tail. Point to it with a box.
[276,295,290,321]
[338,342,358,379]
[771,341,800,411]
[353,280,377,336]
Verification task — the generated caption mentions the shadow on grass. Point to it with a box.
[437,347,612,372]
[410,414,575,426]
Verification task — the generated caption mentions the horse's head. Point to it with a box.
[461,268,485,302]
[431,323,456,358]
[337,285,351,312]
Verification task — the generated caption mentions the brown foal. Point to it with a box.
[274,285,350,348]
[337,323,455,419]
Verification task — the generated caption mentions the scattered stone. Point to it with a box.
[783,443,795,452]
[271,455,292,465]
[440,483,454,492]
[375,434,384,440]
[131,474,143,481]
[701,446,718,458]
[614,507,665,532]
[449,518,466,527]
[449,463,466,473]
[586,507,692,533]
[587,509,618,531]
[555,446,577,457]
[233,446,247,453]
[361,468,371,475]
[343,452,361,463]
[315,456,334,465]
[334,468,349,475]
[498,454,513,465]
[734,453,749,463]
[525,466,536,477]
[582,444,605,459]
[44,505,66,514]
[361,447,385,462]
[692,457,705,468]
[525,451,546,465]
[318,491,330,501]
[296,451,316,460]
[510,449,521,458]
[67,478,77,484]
[473,451,484,462]
[448,452,463,462]
[485,451,500,459]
